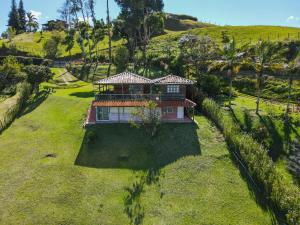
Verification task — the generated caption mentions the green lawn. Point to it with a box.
[0,77,275,224]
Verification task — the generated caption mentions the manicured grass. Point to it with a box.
[0,77,274,224]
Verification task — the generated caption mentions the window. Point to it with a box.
[97,107,110,121]
[162,107,174,115]
[167,85,180,93]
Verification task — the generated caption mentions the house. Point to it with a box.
[85,72,196,125]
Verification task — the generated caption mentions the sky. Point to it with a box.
[0,0,300,33]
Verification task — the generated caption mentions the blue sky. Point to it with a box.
[1,0,300,33]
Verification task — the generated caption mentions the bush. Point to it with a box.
[202,98,300,225]
[201,74,221,97]
[23,65,54,92]
[0,82,32,132]
[86,129,98,145]
[114,46,129,73]
[0,56,26,92]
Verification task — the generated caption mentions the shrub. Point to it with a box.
[114,46,129,73]
[43,38,61,59]
[201,74,221,97]
[0,82,32,132]
[202,98,300,225]
[86,129,98,145]
[23,65,54,92]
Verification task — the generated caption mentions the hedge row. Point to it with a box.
[0,82,32,133]
[202,98,300,225]
[0,56,53,66]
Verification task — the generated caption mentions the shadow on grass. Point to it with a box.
[69,91,95,98]
[227,150,283,225]
[75,123,201,170]
[18,90,50,118]
[258,114,286,161]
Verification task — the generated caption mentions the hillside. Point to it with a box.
[150,25,300,52]
[0,31,124,58]
[1,25,300,59]
[164,13,216,31]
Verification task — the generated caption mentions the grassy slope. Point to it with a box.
[1,25,300,58]
[150,26,300,51]
[0,71,273,224]
[229,92,300,186]
[1,31,124,58]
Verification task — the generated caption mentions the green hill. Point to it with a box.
[149,25,300,53]
[164,13,216,31]
[1,25,300,59]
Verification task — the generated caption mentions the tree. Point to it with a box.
[131,101,161,137]
[64,28,76,58]
[284,44,300,121]
[26,12,39,32]
[0,56,26,91]
[208,38,244,108]
[252,41,283,114]
[18,0,27,33]
[24,65,54,92]
[115,46,130,73]
[7,27,16,42]
[114,0,164,67]
[179,34,216,79]
[8,0,20,33]
[107,0,113,76]
[43,35,61,59]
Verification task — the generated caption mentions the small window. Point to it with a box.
[167,85,180,93]
[162,107,174,115]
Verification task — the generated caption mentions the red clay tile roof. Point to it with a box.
[95,72,152,85]
[153,74,195,85]
[92,99,196,108]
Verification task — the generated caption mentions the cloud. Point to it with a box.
[287,16,300,22]
[30,10,42,20]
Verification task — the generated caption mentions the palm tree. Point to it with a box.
[284,55,300,121]
[252,41,283,114]
[209,38,244,108]
[26,12,39,32]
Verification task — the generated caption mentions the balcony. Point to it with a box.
[95,94,185,101]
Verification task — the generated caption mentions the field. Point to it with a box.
[0,31,125,58]
[227,92,300,185]
[149,26,300,54]
[2,25,300,59]
[0,72,275,224]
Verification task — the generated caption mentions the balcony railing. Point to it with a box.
[95,94,185,101]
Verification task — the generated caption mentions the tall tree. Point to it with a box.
[18,0,26,33]
[26,12,39,32]
[179,34,216,79]
[252,41,283,114]
[8,0,20,32]
[114,0,164,68]
[284,43,300,121]
[209,38,244,108]
[107,0,113,76]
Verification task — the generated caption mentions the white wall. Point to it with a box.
[177,107,184,119]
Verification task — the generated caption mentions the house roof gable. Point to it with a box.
[95,72,152,84]
[95,73,195,85]
[153,74,195,85]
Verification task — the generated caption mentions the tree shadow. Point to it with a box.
[227,149,284,225]
[69,91,95,98]
[75,123,201,170]
[258,114,286,161]
[18,90,50,118]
